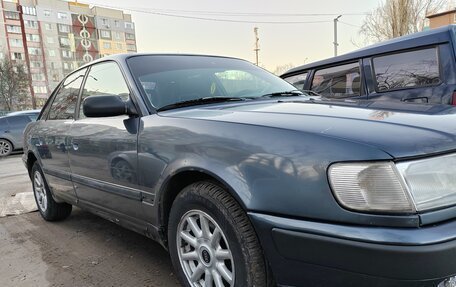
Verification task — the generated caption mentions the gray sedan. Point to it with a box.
[23,54,456,287]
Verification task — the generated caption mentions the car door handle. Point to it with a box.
[72,143,79,151]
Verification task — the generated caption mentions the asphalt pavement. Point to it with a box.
[0,154,180,287]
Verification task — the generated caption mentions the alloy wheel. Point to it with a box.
[33,171,47,212]
[0,140,11,156]
[177,210,235,287]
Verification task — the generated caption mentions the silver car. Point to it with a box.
[0,111,40,156]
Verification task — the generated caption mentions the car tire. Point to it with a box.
[168,181,269,287]
[32,162,72,221]
[0,139,13,157]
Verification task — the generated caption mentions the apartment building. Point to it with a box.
[425,9,456,30]
[0,0,137,108]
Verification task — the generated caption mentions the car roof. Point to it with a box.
[6,109,41,116]
[282,25,456,77]
[78,53,246,70]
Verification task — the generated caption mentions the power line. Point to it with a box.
[80,2,365,24]
[339,20,362,28]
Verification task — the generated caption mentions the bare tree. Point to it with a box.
[0,56,30,111]
[360,0,446,44]
[272,63,295,76]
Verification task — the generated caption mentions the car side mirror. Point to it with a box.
[83,95,137,118]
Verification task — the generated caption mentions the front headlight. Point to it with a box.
[328,162,415,213]
[396,153,456,212]
[329,153,456,214]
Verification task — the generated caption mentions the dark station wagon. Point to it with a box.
[23,54,456,287]
[282,25,456,106]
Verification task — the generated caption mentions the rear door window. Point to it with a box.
[0,118,9,129]
[6,115,31,129]
[283,73,308,90]
[373,47,440,92]
[311,62,361,98]
[48,68,88,120]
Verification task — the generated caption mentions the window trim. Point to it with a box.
[45,67,89,121]
[309,60,364,98]
[371,45,442,94]
[74,60,138,120]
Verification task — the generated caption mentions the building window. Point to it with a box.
[114,20,120,27]
[101,18,109,26]
[30,61,42,68]
[47,37,55,44]
[116,43,123,50]
[52,74,60,82]
[100,30,111,39]
[32,73,45,81]
[125,22,134,29]
[11,52,23,60]
[25,20,39,29]
[6,25,21,34]
[49,50,56,57]
[4,11,20,20]
[26,34,40,42]
[63,62,73,70]
[44,23,53,30]
[62,50,72,58]
[103,42,111,49]
[58,24,70,33]
[60,37,70,47]
[57,12,68,20]
[44,10,51,17]
[9,39,23,48]
[113,31,122,40]
[127,44,136,51]
[28,47,41,55]
[33,86,47,94]
[125,33,135,40]
[22,6,37,16]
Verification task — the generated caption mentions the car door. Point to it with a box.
[34,68,88,204]
[5,115,32,149]
[0,117,12,143]
[68,61,144,221]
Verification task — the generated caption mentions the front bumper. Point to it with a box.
[249,213,456,287]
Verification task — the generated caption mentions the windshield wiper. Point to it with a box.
[301,90,325,98]
[260,90,304,98]
[157,97,249,111]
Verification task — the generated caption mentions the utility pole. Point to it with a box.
[253,27,260,65]
[17,4,37,109]
[333,15,342,57]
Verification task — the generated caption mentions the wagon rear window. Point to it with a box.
[373,48,440,92]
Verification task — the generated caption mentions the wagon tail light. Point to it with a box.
[452,91,456,106]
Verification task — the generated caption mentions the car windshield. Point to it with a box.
[127,55,298,110]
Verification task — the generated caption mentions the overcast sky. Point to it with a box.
[82,0,381,70]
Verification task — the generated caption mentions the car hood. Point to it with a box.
[160,100,456,159]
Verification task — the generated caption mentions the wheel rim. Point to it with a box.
[177,210,235,287]
[0,140,11,155]
[33,171,47,212]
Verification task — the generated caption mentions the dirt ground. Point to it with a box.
[0,155,180,287]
